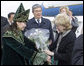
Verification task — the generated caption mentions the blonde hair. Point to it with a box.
[54,13,72,31]
[60,6,69,15]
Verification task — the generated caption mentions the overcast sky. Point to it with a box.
[1,1,44,18]
[1,1,83,21]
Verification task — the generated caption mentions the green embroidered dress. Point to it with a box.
[1,30,36,65]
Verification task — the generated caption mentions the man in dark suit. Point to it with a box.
[7,12,15,25]
[1,16,9,35]
[1,12,15,37]
[24,4,54,65]
[1,16,9,28]
[24,4,54,44]
[71,28,83,65]
[1,16,9,47]
[1,16,9,59]
[1,13,15,39]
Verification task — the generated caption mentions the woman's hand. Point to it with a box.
[44,50,54,56]
[46,56,51,63]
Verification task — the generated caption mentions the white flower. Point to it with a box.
[30,33,33,36]
[35,29,39,32]
[28,29,49,51]
[33,32,37,35]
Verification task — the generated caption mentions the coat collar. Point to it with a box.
[62,30,71,38]
[32,17,45,24]
[3,30,25,45]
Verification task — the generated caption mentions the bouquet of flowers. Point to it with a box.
[28,29,49,51]
[25,28,50,65]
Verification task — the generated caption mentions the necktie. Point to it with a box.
[37,19,40,26]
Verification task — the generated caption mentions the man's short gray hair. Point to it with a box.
[32,4,42,13]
